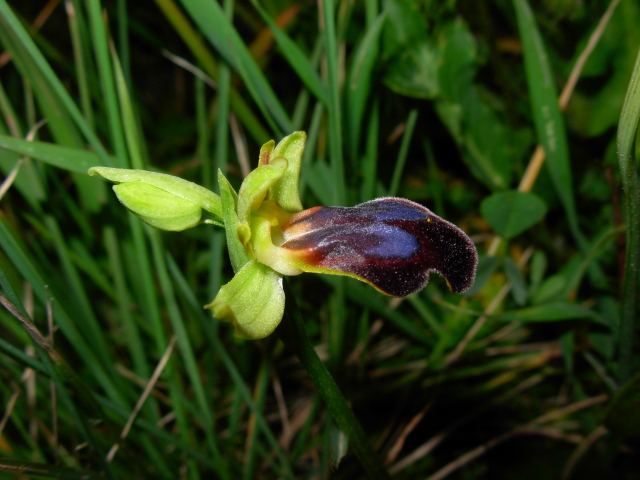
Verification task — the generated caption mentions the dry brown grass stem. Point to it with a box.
[445,246,534,365]
[562,425,609,480]
[106,336,177,463]
[425,394,608,480]
[389,374,544,474]
[488,0,621,256]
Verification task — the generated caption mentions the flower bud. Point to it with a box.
[113,182,202,231]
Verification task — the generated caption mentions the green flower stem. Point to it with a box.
[616,47,640,382]
[277,280,391,480]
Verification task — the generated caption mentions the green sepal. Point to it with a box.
[236,159,288,247]
[205,260,285,340]
[88,167,222,220]
[268,131,306,212]
[112,182,202,231]
[218,170,251,273]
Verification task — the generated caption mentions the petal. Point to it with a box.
[236,159,287,247]
[205,260,285,339]
[267,132,306,213]
[278,197,478,297]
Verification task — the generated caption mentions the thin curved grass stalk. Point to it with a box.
[278,279,392,480]
[616,46,640,382]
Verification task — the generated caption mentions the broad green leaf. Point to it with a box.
[384,39,440,99]
[481,191,547,239]
[384,12,517,189]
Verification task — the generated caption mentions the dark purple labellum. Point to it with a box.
[280,197,478,297]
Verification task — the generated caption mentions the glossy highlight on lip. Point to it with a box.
[278,197,478,297]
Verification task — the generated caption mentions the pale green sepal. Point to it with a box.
[205,260,285,340]
[236,159,287,246]
[88,167,222,219]
[113,182,202,231]
[218,170,251,273]
[269,131,306,212]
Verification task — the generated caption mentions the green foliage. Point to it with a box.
[605,369,640,438]
[0,0,638,479]
[480,191,547,239]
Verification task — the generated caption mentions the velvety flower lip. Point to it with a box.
[276,197,478,297]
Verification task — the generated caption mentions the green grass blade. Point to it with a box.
[0,16,83,149]
[104,226,150,380]
[345,11,386,162]
[153,0,270,142]
[388,108,418,197]
[249,0,327,105]
[178,0,293,136]
[512,0,589,257]
[0,336,46,373]
[320,0,346,205]
[325,276,434,346]
[166,256,294,479]
[86,0,128,166]
[0,77,23,137]
[360,97,379,202]
[0,270,117,480]
[278,280,391,480]
[0,0,111,164]
[0,219,123,405]
[616,46,640,382]
[67,0,95,130]
[0,135,108,173]
[112,45,145,170]
[148,229,231,480]
[44,216,114,370]
[241,360,270,480]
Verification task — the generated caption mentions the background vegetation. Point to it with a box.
[0,0,638,478]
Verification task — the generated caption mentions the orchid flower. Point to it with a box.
[89,132,477,339]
